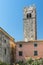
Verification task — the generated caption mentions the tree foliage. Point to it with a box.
[17,58,43,65]
[0,61,10,65]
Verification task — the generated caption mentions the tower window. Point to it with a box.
[27,13,31,18]
[34,51,38,56]
[19,44,22,47]
[19,51,22,56]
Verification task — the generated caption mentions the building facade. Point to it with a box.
[16,40,43,62]
[0,27,16,64]
[23,6,37,41]
[1,27,43,63]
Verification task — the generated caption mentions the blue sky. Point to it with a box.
[0,0,43,41]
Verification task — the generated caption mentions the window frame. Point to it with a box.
[4,39,6,43]
[19,51,23,56]
[19,44,22,47]
[34,43,37,47]
[27,13,32,19]
[4,48,6,55]
[34,51,38,56]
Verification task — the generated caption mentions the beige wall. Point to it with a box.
[0,31,10,63]
[0,30,16,64]
[9,39,16,63]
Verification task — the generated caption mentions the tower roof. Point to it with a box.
[24,5,36,12]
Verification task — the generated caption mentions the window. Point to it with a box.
[4,40,6,43]
[27,13,31,18]
[19,44,22,47]
[4,48,6,55]
[34,43,37,47]
[34,51,38,56]
[19,51,22,56]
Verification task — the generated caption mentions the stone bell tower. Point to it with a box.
[23,5,37,41]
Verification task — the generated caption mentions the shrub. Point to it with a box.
[0,61,10,65]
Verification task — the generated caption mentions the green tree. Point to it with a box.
[27,58,33,65]
[18,61,24,65]
[32,60,40,65]
[40,58,43,65]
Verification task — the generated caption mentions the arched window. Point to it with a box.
[27,13,31,18]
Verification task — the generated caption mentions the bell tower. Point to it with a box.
[23,6,37,41]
